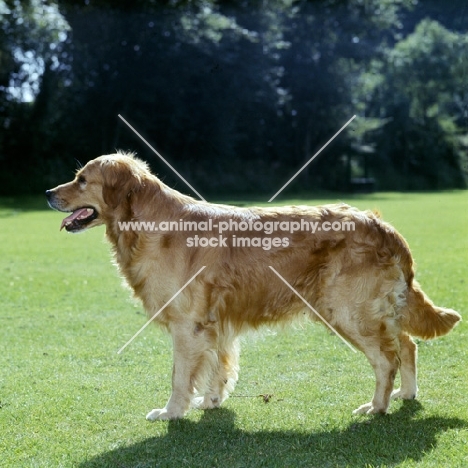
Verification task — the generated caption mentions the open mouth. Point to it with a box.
[60,207,98,232]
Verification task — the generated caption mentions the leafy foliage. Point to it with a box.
[358,19,468,189]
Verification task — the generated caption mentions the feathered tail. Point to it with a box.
[403,281,461,340]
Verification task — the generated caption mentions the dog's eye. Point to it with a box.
[77,175,86,185]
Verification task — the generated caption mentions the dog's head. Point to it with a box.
[46,152,152,233]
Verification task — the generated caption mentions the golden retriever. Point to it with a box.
[46,152,461,420]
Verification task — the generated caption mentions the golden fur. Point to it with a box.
[46,152,461,420]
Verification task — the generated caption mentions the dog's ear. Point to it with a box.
[101,159,140,210]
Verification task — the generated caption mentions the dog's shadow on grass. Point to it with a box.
[80,401,466,468]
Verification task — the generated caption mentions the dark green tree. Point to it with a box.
[357,19,468,189]
[0,0,70,192]
[1,0,466,195]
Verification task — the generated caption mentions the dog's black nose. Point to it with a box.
[45,190,53,199]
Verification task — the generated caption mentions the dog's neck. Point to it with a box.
[104,179,201,286]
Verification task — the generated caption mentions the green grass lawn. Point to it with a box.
[0,191,467,468]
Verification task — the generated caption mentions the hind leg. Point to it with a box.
[353,349,400,414]
[192,335,240,410]
[351,322,401,415]
[353,346,400,414]
[392,333,418,400]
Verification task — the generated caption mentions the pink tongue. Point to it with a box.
[60,208,92,230]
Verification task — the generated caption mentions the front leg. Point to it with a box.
[192,335,240,410]
[146,360,192,421]
[146,320,218,421]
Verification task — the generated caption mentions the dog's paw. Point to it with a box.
[391,388,417,400]
[190,396,206,409]
[352,402,387,415]
[146,408,183,421]
[191,395,220,410]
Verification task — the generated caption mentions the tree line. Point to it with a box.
[1,0,467,196]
